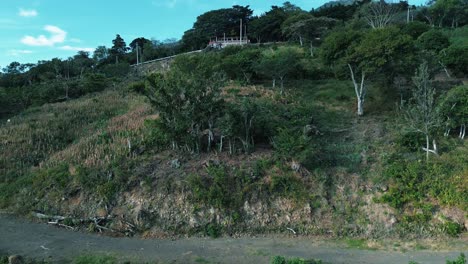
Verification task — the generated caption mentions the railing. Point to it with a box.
[130,49,203,67]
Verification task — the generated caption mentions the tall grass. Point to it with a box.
[0,90,151,208]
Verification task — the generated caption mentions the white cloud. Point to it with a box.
[7,49,33,56]
[21,25,67,46]
[69,38,82,43]
[152,0,178,8]
[59,45,94,52]
[19,8,38,17]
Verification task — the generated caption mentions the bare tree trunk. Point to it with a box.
[460,124,466,139]
[438,60,451,78]
[348,64,366,116]
[426,134,429,161]
[299,36,303,46]
[310,42,314,57]
[279,76,285,95]
[272,78,276,88]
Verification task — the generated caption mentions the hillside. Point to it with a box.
[0,7,467,264]
[1,47,466,241]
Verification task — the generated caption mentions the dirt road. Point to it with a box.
[0,214,465,263]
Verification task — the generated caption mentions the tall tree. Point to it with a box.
[110,34,129,64]
[181,5,253,51]
[93,46,109,64]
[321,27,414,116]
[255,46,303,94]
[439,85,468,139]
[404,62,441,161]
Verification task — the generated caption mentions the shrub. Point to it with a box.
[446,253,466,264]
[444,221,462,237]
[204,223,222,238]
[396,131,426,152]
[416,30,450,53]
[100,63,130,78]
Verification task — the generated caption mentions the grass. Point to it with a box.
[72,254,117,264]
[0,90,151,210]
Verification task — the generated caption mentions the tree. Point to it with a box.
[440,44,468,77]
[400,21,431,39]
[72,51,93,78]
[282,15,338,55]
[321,27,414,116]
[361,1,398,29]
[93,46,109,64]
[220,46,261,84]
[281,12,313,46]
[180,5,253,51]
[428,0,468,27]
[255,46,303,94]
[110,34,128,64]
[439,85,468,139]
[144,55,225,152]
[416,29,450,53]
[311,1,366,21]
[404,62,441,161]
[129,37,151,52]
[249,5,289,43]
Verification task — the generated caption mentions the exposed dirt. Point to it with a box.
[1,213,466,264]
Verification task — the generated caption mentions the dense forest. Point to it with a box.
[0,0,467,241]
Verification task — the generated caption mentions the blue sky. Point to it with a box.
[0,0,426,67]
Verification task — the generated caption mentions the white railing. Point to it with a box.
[131,49,203,67]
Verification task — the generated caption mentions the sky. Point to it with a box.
[0,0,427,67]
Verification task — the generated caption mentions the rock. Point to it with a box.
[385,216,397,229]
[291,160,301,172]
[170,159,181,169]
[8,255,24,264]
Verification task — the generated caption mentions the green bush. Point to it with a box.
[188,165,250,211]
[416,29,450,53]
[396,131,426,152]
[204,223,222,238]
[271,256,322,264]
[444,221,463,237]
[72,254,117,264]
[446,253,466,264]
[127,81,146,94]
[269,173,307,201]
[100,63,130,78]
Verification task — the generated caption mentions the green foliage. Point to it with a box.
[269,173,307,201]
[144,55,225,152]
[180,5,253,51]
[380,153,467,213]
[416,30,450,53]
[83,73,107,93]
[440,44,468,76]
[127,81,146,94]
[272,127,312,163]
[401,21,431,39]
[255,46,304,92]
[220,46,262,84]
[204,223,222,238]
[444,221,463,237]
[72,254,117,264]
[446,253,466,264]
[438,85,468,133]
[271,256,322,264]
[188,165,252,211]
[396,131,426,152]
[100,63,130,78]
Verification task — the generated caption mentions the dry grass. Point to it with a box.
[0,91,151,178]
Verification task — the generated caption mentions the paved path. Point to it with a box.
[0,214,466,263]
